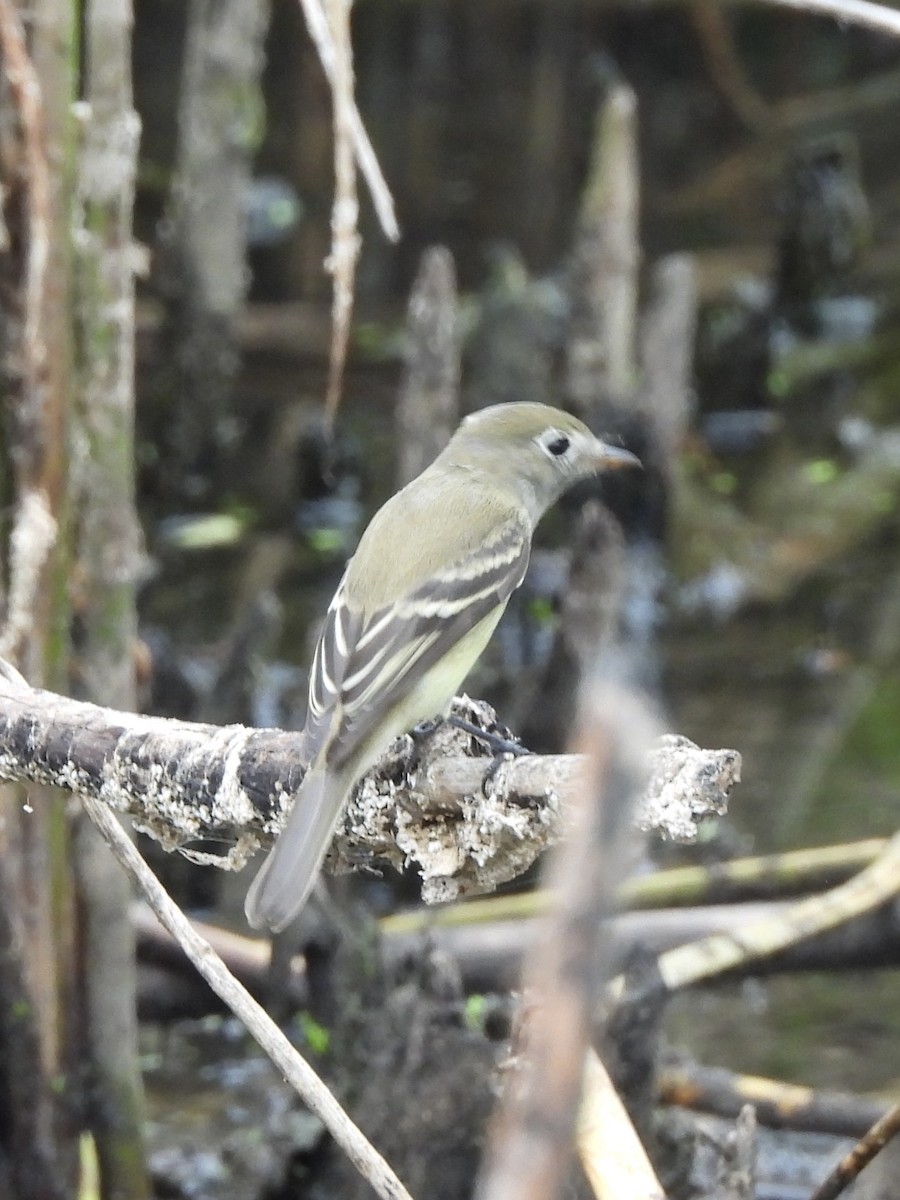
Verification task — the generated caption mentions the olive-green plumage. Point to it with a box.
[245,402,638,931]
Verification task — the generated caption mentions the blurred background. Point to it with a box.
[15,1,900,1195]
[135,0,900,1082]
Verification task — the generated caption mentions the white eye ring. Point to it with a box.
[538,429,572,459]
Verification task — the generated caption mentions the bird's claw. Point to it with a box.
[409,715,528,794]
[444,715,529,797]
[480,751,518,797]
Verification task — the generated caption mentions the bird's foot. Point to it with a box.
[446,715,530,797]
[409,714,529,794]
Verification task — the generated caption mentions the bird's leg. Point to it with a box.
[405,716,450,777]
[446,715,528,759]
[409,716,443,742]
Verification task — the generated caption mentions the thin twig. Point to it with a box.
[297,0,400,241]
[322,0,360,430]
[808,1100,900,1200]
[690,0,771,132]
[79,792,416,1200]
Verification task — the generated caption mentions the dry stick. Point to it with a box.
[578,1051,665,1200]
[565,81,639,424]
[321,0,360,430]
[385,895,900,998]
[395,247,460,488]
[608,830,900,1001]
[715,1105,757,1200]
[80,794,415,1200]
[659,1062,890,1140]
[137,888,900,1016]
[297,0,399,242]
[475,719,614,1200]
[475,687,664,1200]
[382,837,891,934]
[614,837,889,910]
[808,1101,900,1200]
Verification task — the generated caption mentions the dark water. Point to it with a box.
[665,544,900,1091]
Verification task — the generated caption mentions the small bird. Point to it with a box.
[245,402,639,931]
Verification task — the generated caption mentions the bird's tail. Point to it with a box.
[244,766,347,932]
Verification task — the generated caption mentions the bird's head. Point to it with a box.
[448,403,640,519]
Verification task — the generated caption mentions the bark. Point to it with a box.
[0,1,80,1195]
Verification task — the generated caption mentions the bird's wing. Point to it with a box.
[301,514,531,770]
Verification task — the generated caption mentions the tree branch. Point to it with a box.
[0,660,741,904]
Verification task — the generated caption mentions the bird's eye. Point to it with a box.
[546,435,570,457]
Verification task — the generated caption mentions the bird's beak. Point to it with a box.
[593,441,641,471]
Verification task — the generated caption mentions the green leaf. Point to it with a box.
[297,1012,331,1055]
[464,993,487,1032]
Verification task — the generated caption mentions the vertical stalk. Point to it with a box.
[0,0,80,1196]
[72,0,149,1196]
[565,83,640,425]
[156,0,271,490]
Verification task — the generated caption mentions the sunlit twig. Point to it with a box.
[809,1099,900,1200]
[297,0,400,242]
[81,791,416,1200]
